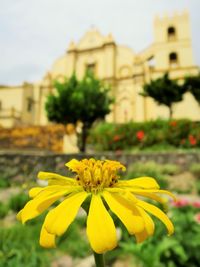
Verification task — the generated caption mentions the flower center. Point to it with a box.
[72,159,125,193]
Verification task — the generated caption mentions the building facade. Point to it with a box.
[0,11,199,128]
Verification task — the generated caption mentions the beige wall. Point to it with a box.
[0,11,199,128]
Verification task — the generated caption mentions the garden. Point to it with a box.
[0,72,200,267]
[1,157,200,267]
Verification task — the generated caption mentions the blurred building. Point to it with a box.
[0,10,199,128]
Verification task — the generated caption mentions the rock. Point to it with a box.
[75,255,94,267]
[51,255,73,267]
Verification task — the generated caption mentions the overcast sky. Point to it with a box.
[0,0,199,85]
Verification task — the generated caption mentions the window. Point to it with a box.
[167,26,176,41]
[27,98,34,112]
[86,63,96,75]
[147,56,155,69]
[169,52,178,67]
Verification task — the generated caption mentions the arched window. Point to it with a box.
[167,26,176,41]
[169,52,178,67]
[86,63,96,75]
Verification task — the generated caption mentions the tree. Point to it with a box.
[141,73,187,118]
[45,72,113,152]
[183,74,200,105]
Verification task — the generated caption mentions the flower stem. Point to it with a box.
[93,251,105,267]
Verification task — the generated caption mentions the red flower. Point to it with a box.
[136,130,145,141]
[189,135,197,146]
[180,139,186,145]
[170,121,177,127]
[113,135,121,142]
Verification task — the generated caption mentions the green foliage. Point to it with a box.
[141,73,187,117]
[184,74,200,105]
[45,72,113,151]
[89,119,200,151]
[58,217,90,257]
[125,161,172,188]
[118,203,200,267]
[0,175,10,188]
[8,192,30,212]
[0,201,9,219]
[0,215,89,267]
[0,219,50,267]
[190,163,200,179]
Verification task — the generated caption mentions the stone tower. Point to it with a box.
[153,10,195,71]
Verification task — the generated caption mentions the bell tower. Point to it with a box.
[153,10,195,70]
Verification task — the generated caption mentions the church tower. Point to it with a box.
[153,11,195,71]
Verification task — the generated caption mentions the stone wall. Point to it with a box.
[0,151,199,183]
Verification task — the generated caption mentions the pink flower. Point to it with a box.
[171,198,189,207]
[136,130,145,141]
[192,201,200,208]
[194,213,200,224]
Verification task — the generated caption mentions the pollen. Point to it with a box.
[66,158,126,193]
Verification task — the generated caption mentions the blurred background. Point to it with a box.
[0,0,200,266]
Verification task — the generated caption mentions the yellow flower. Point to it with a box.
[17,158,174,254]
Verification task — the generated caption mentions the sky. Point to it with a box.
[0,0,199,85]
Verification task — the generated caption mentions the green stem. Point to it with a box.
[93,251,105,267]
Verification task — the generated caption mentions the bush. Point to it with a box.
[125,161,171,188]
[190,164,200,179]
[117,200,200,267]
[0,215,89,267]
[0,202,9,219]
[89,119,200,151]
[8,192,30,212]
[0,219,50,267]
[0,176,10,188]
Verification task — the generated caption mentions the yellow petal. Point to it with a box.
[137,200,174,235]
[29,187,44,198]
[18,187,73,223]
[40,224,56,248]
[86,194,117,254]
[38,172,76,185]
[118,177,160,189]
[135,229,149,243]
[103,191,144,234]
[129,189,176,201]
[134,207,155,243]
[44,191,87,236]
[137,207,155,236]
[134,192,167,205]
[65,159,83,172]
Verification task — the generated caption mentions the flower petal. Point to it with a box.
[29,187,44,198]
[129,189,176,201]
[18,186,74,223]
[118,177,160,189]
[135,206,155,243]
[38,172,76,185]
[86,194,117,254]
[65,159,84,173]
[137,200,174,235]
[135,229,149,243]
[44,191,87,236]
[103,191,144,234]
[40,224,56,248]
[137,207,155,236]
